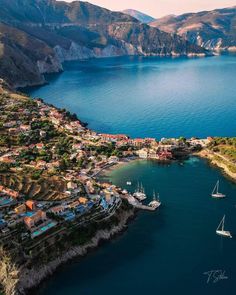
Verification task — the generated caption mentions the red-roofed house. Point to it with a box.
[24,211,47,229]
[26,200,37,211]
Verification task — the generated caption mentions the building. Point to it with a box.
[67,181,78,190]
[137,149,148,159]
[19,125,31,132]
[99,134,129,142]
[158,151,173,160]
[0,186,19,199]
[24,210,47,229]
[15,204,26,214]
[109,156,119,163]
[49,205,65,215]
[68,200,80,209]
[26,200,37,211]
[79,197,88,204]
[148,149,158,159]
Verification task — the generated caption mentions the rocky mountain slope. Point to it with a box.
[0,23,62,88]
[123,9,155,23]
[0,0,208,88]
[150,6,236,51]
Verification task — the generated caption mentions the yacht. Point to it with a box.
[211,180,226,199]
[148,191,161,209]
[133,182,147,201]
[216,215,232,238]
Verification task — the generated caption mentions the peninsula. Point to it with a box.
[0,80,235,295]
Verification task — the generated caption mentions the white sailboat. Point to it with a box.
[148,191,161,209]
[216,215,232,238]
[133,182,147,201]
[211,180,226,199]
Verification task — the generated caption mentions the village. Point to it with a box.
[0,85,213,261]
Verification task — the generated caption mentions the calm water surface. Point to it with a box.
[26,55,236,295]
[26,55,236,138]
[37,158,236,295]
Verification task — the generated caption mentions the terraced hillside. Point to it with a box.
[0,173,69,201]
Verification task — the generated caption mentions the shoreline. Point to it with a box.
[195,150,236,183]
[16,209,135,295]
[17,53,212,90]
[2,149,235,295]
[101,152,236,183]
[97,157,140,178]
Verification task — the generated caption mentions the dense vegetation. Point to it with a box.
[208,137,236,163]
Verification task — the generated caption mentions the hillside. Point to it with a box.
[150,6,236,51]
[0,23,62,88]
[123,9,155,23]
[0,0,208,88]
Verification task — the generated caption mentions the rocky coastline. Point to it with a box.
[196,149,236,182]
[1,209,135,295]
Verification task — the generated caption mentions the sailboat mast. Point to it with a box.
[222,215,225,231]
[216,180,219,194]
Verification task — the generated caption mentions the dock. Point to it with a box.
[121,195,156,211]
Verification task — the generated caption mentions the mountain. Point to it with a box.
[0,0,208,88]
[150,6,236,51]
[123,9,155,23]
[0,23,62,88]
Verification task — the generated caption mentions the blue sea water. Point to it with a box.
[37,158,236,295]
[26,55,236,295]
[26,55,236,139]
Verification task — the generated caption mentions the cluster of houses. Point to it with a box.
[3,121,31,136]
[0,176,121,241]
[0,185,19,208]
[36,100,86,135]
[0,92,215,248]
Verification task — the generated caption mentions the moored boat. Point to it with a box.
[216,215,232,238]
[211,180,226,199]
[133,182,147,201]
[148,191,161,209]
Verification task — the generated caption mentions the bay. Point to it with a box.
[25,55,236,295]
[37,158,236,295]
[26,55,236,139]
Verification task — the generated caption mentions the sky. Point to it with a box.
[63,0,236,18]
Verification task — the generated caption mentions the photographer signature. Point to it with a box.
[203,270,228,284]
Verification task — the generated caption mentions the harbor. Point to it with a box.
[37,157,236,295]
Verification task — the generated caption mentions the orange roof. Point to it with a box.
[26,200,36,210]
[79,197,88,204]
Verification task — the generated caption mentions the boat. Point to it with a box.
[216,215,232,238]
[126,181,132,186]
[211,180,226,199]
[133,182,147,201]
[148,191,161,209]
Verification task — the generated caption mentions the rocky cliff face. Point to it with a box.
[0,207,134,295]
[0,23,62,88]
[150,6,236,51]
[0,0,208,88]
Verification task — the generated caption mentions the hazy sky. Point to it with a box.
[63,0,236,18]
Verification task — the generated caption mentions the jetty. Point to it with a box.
[121,194,157,211]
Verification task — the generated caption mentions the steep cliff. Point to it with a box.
[0,23,62,88]
[150,6,236,51]
[0,0,208,87]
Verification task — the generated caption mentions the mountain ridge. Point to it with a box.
[0,0,208,88]
[150,6,236,51]
[122,9,155,23]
